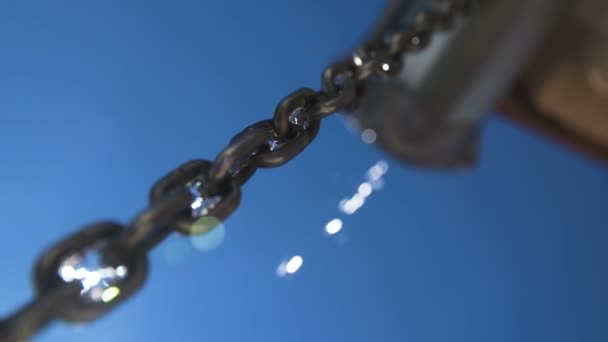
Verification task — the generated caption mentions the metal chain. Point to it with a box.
[0,1,483,340]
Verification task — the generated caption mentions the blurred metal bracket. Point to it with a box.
[355,0,568,168]
[499,0,608,164]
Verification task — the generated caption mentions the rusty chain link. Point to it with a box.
[0,1,485,340]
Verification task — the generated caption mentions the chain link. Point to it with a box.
[0,1,483,340]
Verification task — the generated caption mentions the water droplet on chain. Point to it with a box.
[58,247,127,303]
[188,178,222,218]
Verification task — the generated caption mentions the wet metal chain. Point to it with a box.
[0,1,483,340]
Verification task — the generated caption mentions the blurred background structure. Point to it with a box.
[501,0,608,164]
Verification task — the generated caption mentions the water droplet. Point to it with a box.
[285,256,303,274]
[325,218,343,235]
[370,177,385,190]
[289,107,309,128]
[277,255,304,277]
[58,247,127,303]
[376,160,389,174]
[358,182,373,197]
[268,138,281,151]
[188,179,222,217]
[353,55,363,66]
[101,286,120,303]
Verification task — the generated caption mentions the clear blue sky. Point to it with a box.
[1,1,607,341]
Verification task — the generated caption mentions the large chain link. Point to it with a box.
[0,1,484,340]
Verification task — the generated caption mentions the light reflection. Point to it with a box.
[101,286,120,303]
[115,265,127,277]
[339,194,362,215]
[188,179,222,217]
[285,256,303,274]
[357,182,372,197]
[324,160,390,241]
[289,106,309,127]
[377,160,389,173]
[337,160,388,216]
[186,179,228,253]
[280,161,390,278]
[58,251,127,302]
[276,255,304,277]
[366,160,389,182]
[190,219,225,251]
[361,128,377,144]
[369,177,385,190]
[343,116,362,136]
[325,218,343,235]
[268,139,281,151]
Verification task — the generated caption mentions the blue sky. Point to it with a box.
[1,1,607,341]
